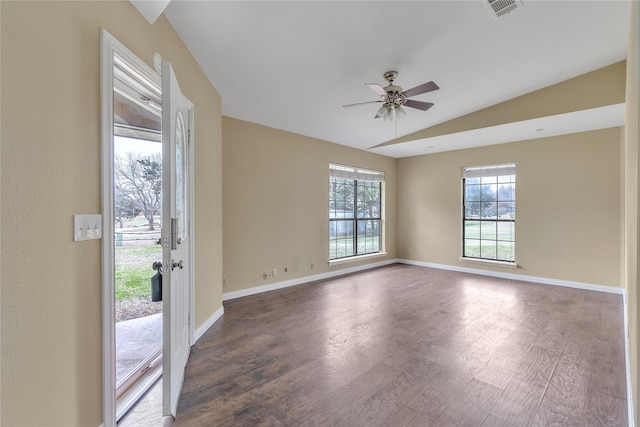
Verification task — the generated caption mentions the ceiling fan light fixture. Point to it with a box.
[383,106,394,122]
[395,105,406,119]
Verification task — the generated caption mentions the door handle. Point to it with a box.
[171,259,184,271]
[171,218,178,250]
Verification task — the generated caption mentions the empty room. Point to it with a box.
[1,1,639,426]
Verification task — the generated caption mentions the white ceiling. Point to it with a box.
[164,1,631,158]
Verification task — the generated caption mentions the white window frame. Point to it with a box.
[329,163,385,263]
[461,163,517,267]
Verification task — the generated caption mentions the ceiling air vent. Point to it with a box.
[484,0,523,19]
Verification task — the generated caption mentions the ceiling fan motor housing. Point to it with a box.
[382,71,406,106]
[384,85,406,106]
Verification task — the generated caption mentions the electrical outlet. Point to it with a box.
[272,268,277,278]
[223,277,228,288]
[74,214,102,241]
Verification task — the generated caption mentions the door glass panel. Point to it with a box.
[175,111,187,241]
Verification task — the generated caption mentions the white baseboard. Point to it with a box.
[222,258,398,301]
[397,259,624,295]
[193,305,224,343]
[623,291,635,427]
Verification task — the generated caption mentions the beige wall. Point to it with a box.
[1,2,222,425]
[397,127,622,288]
[222,117,396,293]
[624,1,639,423]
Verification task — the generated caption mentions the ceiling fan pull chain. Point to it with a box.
[394,108,398,138]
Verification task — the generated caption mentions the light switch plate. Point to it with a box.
[74,214,103,241]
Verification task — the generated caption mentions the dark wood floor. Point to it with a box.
[120,264,628,426]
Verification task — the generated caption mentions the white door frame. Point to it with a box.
[100,29,195,426]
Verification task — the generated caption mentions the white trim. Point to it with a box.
[223,257,625,301]
[116,363,162,422]
[188,95,196,348]
[329,162,385,182]
[459,257,518,269]
[461,162,516,178]
[100,29,117,427]
[397,259,624,295]
[623,291,635,427]
[329,252,388,266]
[194,306,224,343]
[100,29,162,427]
[223,258,398,301]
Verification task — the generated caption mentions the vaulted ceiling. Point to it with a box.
[162,1,631,157]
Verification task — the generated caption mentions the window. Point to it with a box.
[329,163,384,260]
[462,163,515,262]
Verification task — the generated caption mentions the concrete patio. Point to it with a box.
[116,313,162,386]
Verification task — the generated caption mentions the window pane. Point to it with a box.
[465,184,481,202]
[498,183,515,202]
[466,177,480,185]
[497,241,515,261]
[480,201,497,219]
[464,239,481,258]
[329,220,354,259]
[480,240,497,259]
[481,184,497,202]
[465,202,480,219]
[481,176,497,185]
[357,181,380,218]
[357,219,380,255]
[465,221,480,239]
[480,221,497,240]
[497,202,515,218]
[497,221,515,241]
[330,177,354,219]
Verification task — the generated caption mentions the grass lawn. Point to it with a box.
[464,220,515,261]
[330,236,380,259]
[115,245,162,301]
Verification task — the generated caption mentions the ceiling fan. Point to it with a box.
[343,71,439,121]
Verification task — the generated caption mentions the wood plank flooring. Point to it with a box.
[119,264,628,426]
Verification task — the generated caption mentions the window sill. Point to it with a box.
[459,257,518,269]
[329,252,388,266]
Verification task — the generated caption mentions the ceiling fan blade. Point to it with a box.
[402,81,439,98]
[365,83,387,96]
[342,100,383,108]
[404,99,435,111]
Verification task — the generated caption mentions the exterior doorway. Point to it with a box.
[113,53,164,418]
[102,30,195,425]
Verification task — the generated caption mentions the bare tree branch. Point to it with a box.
[115,152,162,230]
